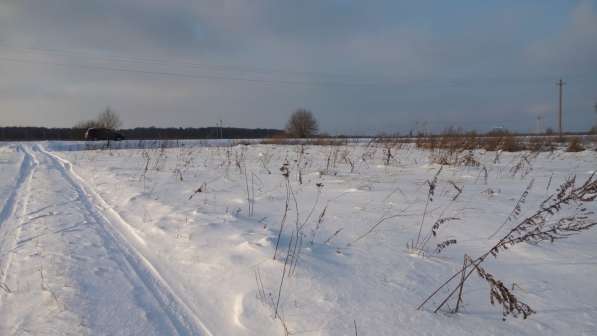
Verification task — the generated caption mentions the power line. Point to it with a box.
[3,54,591,94]
[0,56,377,88]
[0,43,368,81]
[1,43,594,88]
[0,55,520,89]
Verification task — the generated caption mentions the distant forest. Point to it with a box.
[0,127,283,141]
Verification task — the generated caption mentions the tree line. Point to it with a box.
[0,107,318,141]
[0,127,282,141]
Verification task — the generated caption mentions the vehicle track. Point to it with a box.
[0,145,38,300]
[37,145,214,336]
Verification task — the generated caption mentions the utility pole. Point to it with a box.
[535,114,544,134]
[556,79,565,140]
[593,102,597,132]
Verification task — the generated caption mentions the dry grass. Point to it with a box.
[260,135,348,146]
[414,133,567,153]
[566,137,585,152]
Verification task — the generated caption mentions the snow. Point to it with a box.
[0,141,596,335]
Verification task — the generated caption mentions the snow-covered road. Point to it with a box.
[0,145,211,335]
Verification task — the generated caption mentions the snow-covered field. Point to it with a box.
[0,141,596,335]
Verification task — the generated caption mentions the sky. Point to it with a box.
[1,1,596,134]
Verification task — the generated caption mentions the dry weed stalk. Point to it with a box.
[258,151,273,174]
[274,233,294,318]
[418,173,597,320]
[273,161,291,260]
[324,228,343,244]
[324,146,340,174]
[465,254,534,319]
[487,179,534,239]
[0,281,11,294]
[140,150,151,191]
[243,167,256,216]
[509,154,533,178]
[448,181,463,201]
[341,149,355,173]
[480,165,489,185]
[410,167,442,250]
[188,182,207,200]
[295,145,305,184]
[546,173,553,192]
[350,213,407,246]
[254,266,270,308]
[383,144,395,166]
[493,150,502,164]
[435,239,457,254]
[429,150,455,166]
[458,150,480,167]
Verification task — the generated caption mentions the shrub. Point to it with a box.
[566,137,585,152]
[498,134,524,152]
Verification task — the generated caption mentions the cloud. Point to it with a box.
[526,0,597,72]
[1,1,596,133]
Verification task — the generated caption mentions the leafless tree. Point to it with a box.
[286,109,318,138]
[74,107,122,130]
[97,107,122,129]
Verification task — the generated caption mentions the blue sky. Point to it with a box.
[1,1,596,134]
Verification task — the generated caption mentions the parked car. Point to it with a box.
[84,128,125,141]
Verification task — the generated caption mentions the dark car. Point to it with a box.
[85,128,125,141]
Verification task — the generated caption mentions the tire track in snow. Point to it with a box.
[36,145,214,336]
[0,145,38,300]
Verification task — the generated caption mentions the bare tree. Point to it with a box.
[97,107,122,129]
[286,109,319,138]
[74,107,122,130]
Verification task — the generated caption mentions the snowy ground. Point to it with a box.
[0,141,596,335]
